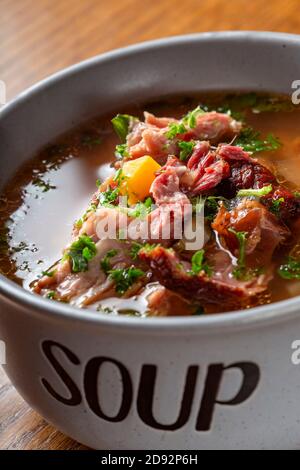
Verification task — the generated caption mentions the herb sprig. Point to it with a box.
[100,249,118,274]
[178,141,196,161]
[64,235,97,273]
[108,266,144,294]
[111,114,138,142]
[228,228,248,280]
[235,127,282,154]
[237,184,273,198]
[278,257,300,280]
[190,250,212,277]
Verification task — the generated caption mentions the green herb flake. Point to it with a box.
[203,196,228,222]
[190,250,212,277]
[130,241,159,260]
[64,235,97,273]
[76,203,98,228]
[191,196,205,215]
[182,106,205,128]
[178,140,196,161]
[10,241,29,253]
[100,249,118,274]
[128,197,153,219]
[236,127,282,154]
[270,197,285,216]
[237,184,273,198]
[166,122,187,140]
[108,266,144,294]
[98,186,120,206]
[115,144,129,159]
[113,168,125,185]
[97,305,114,314]
[46,291,56,300]
[111,114,138,142]
[32,177,57,193]
[228,228,248,280]
[252,97,297,113]
[278,257,300,280]
[42,270,56,278]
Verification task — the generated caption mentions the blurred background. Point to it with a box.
[1,0,300,450]
[1,0,300,100]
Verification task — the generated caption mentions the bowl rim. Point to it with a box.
[1,30,300,333]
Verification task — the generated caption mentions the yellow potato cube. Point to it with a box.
[121,156,161,205]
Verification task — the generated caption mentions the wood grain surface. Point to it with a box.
[1,0,300,450]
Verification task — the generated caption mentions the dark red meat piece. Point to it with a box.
[139,245,270,309]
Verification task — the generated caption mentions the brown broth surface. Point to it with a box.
[1,93,300,315]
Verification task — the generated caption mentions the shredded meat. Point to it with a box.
[33,104,300,315]
[139,245,270,309]
[149,163,192,242]
[126,111,242,163]
[212,199,290,266]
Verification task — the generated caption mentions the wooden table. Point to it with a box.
[1,0,300,450]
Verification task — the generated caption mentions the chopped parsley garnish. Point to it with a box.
[221,93,296,114]
[42,270,56,278]
[166,122,187,139]
[64,235,97,273]
[252,97,297,113]
[130,241,159,260]
[111,114,138,142]
[75,203,98,228]
[10,241,29,253]
[270,197,285,216]
[228,228,248,280]
[115,143,129,159]
[46,291,56,300]
[191,195,205,214]
[190,250,212,277]
[117,308,142,317]
[202,196,228,221]
[237,184,273,198]
[128,197,153,219]
[178,140,196,161]
[235,127,282,153]
[182,105,205,128]
[278,257,300,280]
[32,177,57,193]
[226,93,258,110]
[98,186,120,205]
[108,266,144,294]
[130,242,143,260]
[113,168,125,185]
[294,191,300,198]
[100,249,118,274]
[97,305,114,314]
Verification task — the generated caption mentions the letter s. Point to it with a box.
[41,340,82,406]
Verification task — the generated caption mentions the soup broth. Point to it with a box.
[0,93,300,316]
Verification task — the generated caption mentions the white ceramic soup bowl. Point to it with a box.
[1,32,300,450]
